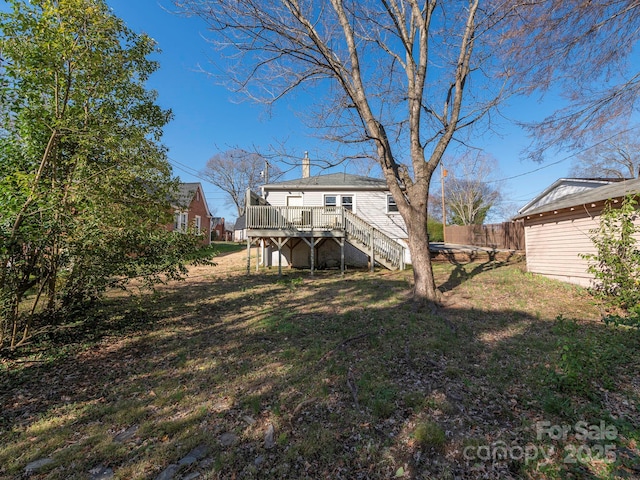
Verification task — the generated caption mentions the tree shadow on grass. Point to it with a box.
[0,262,638,479]
[438,252,523,293]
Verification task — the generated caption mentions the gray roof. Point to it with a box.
[234,214,246,230]
[172,182,213,218]
[515,177,640,218]
[263,173,388,190]
[517,177,626,215]
[174,182,200,208]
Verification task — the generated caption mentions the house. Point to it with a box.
[233,215,247,242]
[244,164,409,273]
[514,177,640,286]
[169,182,213,245]
[211,217,229,241]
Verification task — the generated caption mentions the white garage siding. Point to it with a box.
[523,204,640,287]
[524,207,601,286]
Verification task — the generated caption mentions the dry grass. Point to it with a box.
[1,251,639,479]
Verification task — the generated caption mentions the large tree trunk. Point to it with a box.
[405,210,439,303]
[400,178,441,304]
[374,125,441,304]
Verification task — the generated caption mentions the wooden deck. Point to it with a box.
[244,205,405,274]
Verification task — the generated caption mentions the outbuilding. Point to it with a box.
[514,178,640,287]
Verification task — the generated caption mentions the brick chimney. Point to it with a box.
[302,151,310,179]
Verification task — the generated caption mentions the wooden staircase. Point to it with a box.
[343,209,405,270]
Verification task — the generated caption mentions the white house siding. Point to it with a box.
[260,180,410,268]
[262,188,408,242]
[354,191,408,240]
[234,228,246,242]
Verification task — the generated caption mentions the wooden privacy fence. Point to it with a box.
[444,221,524,250]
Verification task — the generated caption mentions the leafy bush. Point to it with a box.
[582,195,640,327]
[0,0,208,351]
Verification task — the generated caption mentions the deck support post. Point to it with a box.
[278,242,282,276]
[256,239,264,273]
[310,236,315,276]
[301,237,314,276]
[301,236,322,276]
[270,237,287,277]
[246,237,251,275]
[331,237,345,275]
[260,239,266,267]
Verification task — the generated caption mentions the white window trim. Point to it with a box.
[194,215,202,234]
[324,194,355,212]
[174,211,189,232]
[341,195,354,212]
[324,194,337,207]
[387,194,399,214]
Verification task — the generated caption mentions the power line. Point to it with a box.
[486,155,571,184]
[167,157,213,184]
[486,126,640,184]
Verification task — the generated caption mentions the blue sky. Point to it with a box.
[106,0,576,224]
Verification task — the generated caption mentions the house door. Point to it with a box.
[286,196,304,225]
[287,196,303,207]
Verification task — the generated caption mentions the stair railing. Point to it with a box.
[343,209,405,270]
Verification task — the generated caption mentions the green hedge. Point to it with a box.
[427,218,444,242]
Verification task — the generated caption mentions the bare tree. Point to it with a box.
[175,0,508,303]
[202,149,281,217]
[502,1,640,158]
[443,153,502,225]
[570,124,640,179]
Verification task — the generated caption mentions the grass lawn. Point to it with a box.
[1,253,639,479]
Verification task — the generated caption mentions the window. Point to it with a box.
[341,196,353,211]
[324,195,337,208]
[174,212,188,232]
[194,215,202,234]
[387,195,399,213]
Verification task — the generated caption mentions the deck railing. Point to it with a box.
[246,204,405,270]
[246,205,345,230]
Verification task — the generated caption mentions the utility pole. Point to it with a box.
[441,163,447,244]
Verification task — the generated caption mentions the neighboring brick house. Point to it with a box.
[169,182,213,245]
[211,217,228,241]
